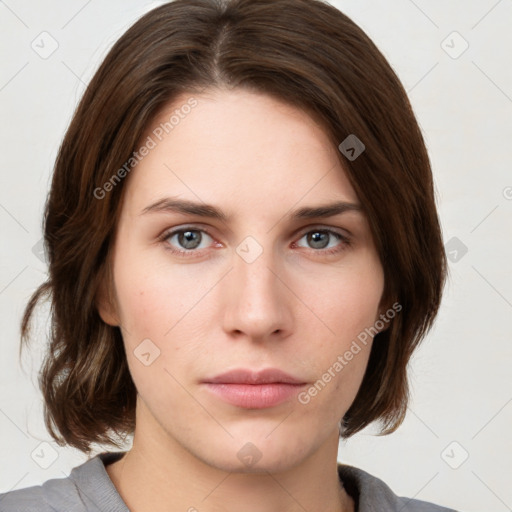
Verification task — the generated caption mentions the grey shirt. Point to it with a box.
[0,451,458,511]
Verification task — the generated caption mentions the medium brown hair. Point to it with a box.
[20,0,447,453]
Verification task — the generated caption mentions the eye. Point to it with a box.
[295,228,351,255]
[160,227,215,256]
[158,225,351,258]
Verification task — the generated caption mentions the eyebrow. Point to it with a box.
[140,197,362,221]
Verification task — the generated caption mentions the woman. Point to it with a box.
[0,0,454,510]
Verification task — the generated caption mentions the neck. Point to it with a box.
[106,403,354,512]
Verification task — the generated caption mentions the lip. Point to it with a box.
[202,368,306,385]
[201,368,307,409]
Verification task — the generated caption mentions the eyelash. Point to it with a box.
[157,225,352,258]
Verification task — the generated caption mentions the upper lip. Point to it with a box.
[203,368,306,385]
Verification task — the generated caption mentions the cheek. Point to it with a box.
[113,247,198,335]
[112,254,216,379]
[113,265,196,408]
[302,254,384,342]
[116,281,167,338]
[294,252,383,402]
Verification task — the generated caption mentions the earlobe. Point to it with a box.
[377,315,391,334]
[375,298,396,334]
[95,279,119,327]
[97,299,119,326]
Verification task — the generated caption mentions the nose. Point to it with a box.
[221,241,293,342]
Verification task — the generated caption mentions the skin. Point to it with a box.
[98,87,387,512]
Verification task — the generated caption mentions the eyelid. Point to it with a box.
[292,225,352,254]
[294,223,351,239]
[158,223,352,257]
[157,224,217,247]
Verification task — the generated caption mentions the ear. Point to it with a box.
[95,270,120,327]
[375,295,399,334]
[97,296,119,326]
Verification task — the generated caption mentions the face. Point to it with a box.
[99,88,386,473]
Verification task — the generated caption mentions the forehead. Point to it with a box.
[123,88,359,214]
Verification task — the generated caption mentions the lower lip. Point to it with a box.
[203,383,306,409]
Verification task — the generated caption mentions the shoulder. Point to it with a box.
[0,451,127,512]
[337,463,459,512]
[0,473,78,512]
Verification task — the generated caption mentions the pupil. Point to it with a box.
[309,231,328,249]
[180,230,200,249]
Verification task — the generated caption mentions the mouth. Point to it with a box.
[201,368,308,409]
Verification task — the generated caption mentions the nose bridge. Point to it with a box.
[223,235,291,339]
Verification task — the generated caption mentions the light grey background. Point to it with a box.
[1,1,511,511]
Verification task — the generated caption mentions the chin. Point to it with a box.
[190,426,316,475]
[204,449,308,475]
